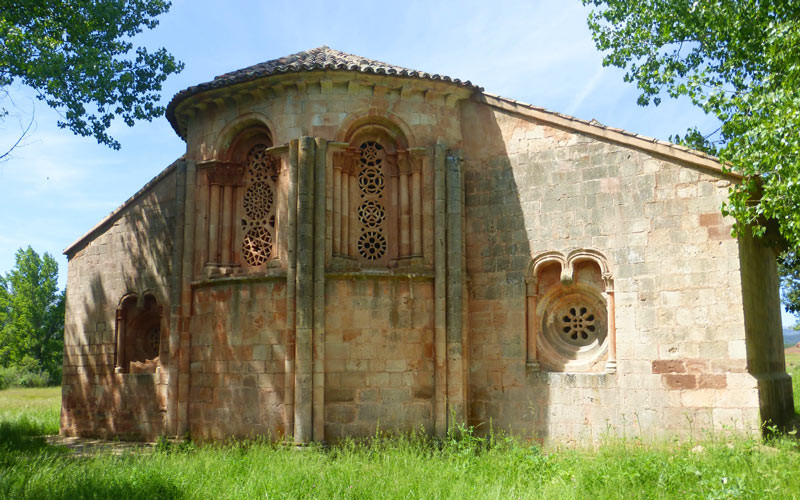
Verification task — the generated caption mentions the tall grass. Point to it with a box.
[1,430,799,500]
[1,387,799,500]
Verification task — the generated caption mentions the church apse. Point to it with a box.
[61,47,793,444]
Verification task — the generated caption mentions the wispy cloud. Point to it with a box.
[565,66,606,117]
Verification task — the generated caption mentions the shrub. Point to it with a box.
[0,360,52,390]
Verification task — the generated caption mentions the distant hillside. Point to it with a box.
[784,328,800,347]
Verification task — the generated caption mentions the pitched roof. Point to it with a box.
[166,46,480,137]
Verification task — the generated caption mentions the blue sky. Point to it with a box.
[0,0,795,326]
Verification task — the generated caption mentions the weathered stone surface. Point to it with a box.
[61,48,793,445]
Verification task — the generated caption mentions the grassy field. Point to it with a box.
[1,385,798,499]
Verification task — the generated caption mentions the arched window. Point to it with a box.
[332,122,421,267]
[355,140,389,262]
[199,125,279,274]
[115,294,162,374]
[241,143,280,266]
[526,250,615,373]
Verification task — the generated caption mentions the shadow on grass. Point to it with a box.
[0,416,62,455]
[13,475,184,500]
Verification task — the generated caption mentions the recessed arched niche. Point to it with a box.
[332,119,424,267]
[115,293,163,374]
[197,123,282,276]
[525,250,616,373]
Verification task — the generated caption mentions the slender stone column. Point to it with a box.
[433,143,447,437]
[525,279,540,370]
[194,175,209,276]
[294,136,315,444]
[411,169,422,256]
[333,162,342,255]
[312,138,327,441]
[445,149,466,426]
[341,170,350,257]
[399,171,410,257]
[604,277,617,374]
[207,184,220,264]
[284,141,298,437]
[348,173,358,257]
[220,185,233,264]
[114,308,126,373]
[232,186,243,264]
[177,159,197,436]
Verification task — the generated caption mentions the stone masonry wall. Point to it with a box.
[62,166,179,440]
[323,277,435,439]
[461,99,766,444]
[188,280,287,440]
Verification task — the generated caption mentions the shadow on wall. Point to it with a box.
[460,101,549,442]
[63,167,178,439]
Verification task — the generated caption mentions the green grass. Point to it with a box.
[788,351,800,414]
[1,388,800,500]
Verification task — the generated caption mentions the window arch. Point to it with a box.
[241,143,280,266]
[199,125,280,274]
[332,121,421,266]
[115,293,163,374]
[526,250,615,373]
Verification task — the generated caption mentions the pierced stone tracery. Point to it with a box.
[356,141,387,260]
[241,144,279,266]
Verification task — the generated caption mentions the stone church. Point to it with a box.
[61,47,794,444]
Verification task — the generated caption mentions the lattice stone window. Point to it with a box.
[541,290,607,361]
[527,251,613,373]
[241,144,279,266]
[356,141,388,261]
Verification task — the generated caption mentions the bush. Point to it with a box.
[0,361,52,390]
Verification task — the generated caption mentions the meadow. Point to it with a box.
[0,378,798,500]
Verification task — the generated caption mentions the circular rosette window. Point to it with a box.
[538,287,608,371]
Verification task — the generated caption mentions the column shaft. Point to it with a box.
[433,143,447,437]
[294,137,315,444]
[399,173,410,256]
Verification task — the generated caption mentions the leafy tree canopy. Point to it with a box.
[0,247,65,381]
[582,0,800,310]
[0,0,183,150]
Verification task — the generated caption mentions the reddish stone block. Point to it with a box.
[663,374,697,390]
[699,213,723,227]
[652,360,686,374]
[685,359,707,374]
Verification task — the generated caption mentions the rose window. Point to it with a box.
[560,306,597,346]
[358,167,384,196]
[243,181,273,220]
[360,141,384,166]
[358,200,386,228]
[539,288,608,370]
[242,226,272,266]
[358,231,387,260]
[247,146,280,180]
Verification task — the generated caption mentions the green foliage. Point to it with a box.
[0,356,53,389]
[0,247,64,384]
[582,1,800,252]
[779,250,800,314]
[0,0,183,149]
